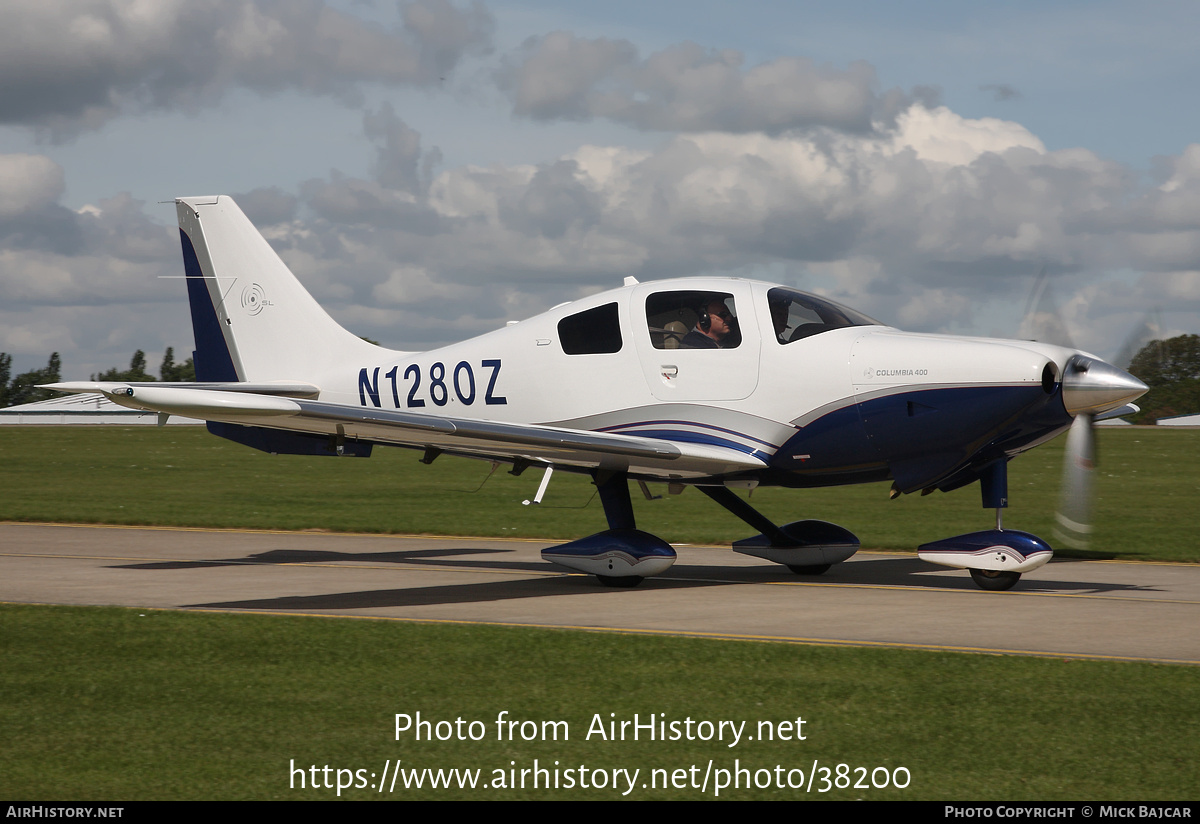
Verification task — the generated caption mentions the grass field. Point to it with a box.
[3,604,1198,801]
[1,425,1197,561]
[2,424,1197,801]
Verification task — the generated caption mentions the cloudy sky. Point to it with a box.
[2,0,1199,378]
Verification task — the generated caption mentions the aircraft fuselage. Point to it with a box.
[326,277,1080,494]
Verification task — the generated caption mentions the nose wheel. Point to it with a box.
[969,568,1021,591]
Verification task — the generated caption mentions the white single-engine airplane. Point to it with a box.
[50,196,1148,590]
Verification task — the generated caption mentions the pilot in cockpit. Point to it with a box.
[681,299,735,349]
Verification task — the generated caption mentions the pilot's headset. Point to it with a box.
[698,300,735,332]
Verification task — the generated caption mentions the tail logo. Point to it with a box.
[241,283,271,315]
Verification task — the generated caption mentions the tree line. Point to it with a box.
[1127,334,1200,423]
[0,348,194,408]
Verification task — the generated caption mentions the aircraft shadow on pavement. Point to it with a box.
[668,557,1165,596]
[188,572,719,611]
[111,546,548,573]
[108,544,1164,604]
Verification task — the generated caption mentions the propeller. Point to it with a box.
[1056,398,1095,548]
[1016,271,1151,549]
[1054,354,1148,547]
[1112,308,1164,371]
[1018,267,1075,349]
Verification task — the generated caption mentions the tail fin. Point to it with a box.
[176,196,384,383]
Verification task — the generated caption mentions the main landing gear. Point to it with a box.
[698,486,859,574]
[539,473,860,586]
[917,461,1053,591]
[539,471,677,587]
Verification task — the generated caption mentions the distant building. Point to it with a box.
[1157,413,1200,427]
[0,393,201,425]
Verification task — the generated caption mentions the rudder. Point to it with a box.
[175,195,384,385]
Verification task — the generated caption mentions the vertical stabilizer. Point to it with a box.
[176,195,386,384]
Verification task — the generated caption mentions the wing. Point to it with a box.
[46,383,766,479]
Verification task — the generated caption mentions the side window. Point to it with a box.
[767,287,880,344]
[558,302,623,355]
[645,291,740,350]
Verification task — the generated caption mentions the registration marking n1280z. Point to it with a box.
[359,359,506,408]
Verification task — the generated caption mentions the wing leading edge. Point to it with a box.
[46,382,767,478]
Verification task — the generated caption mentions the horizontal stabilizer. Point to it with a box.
[45,381,320,398]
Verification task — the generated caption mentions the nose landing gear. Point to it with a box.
[918,461,1052,591]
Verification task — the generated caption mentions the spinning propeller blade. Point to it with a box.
[1055,413,1095,548]
[1018,266,1075,349]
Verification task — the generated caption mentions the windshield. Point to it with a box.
[767,287,881,344]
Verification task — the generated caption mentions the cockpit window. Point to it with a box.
[767,287,880,344]
[645,290,741,350]
[558,302,622,355]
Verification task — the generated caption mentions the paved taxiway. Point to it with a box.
[2,522,1197,664]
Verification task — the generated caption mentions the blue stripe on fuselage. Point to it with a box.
[596,419,779,450]
[616,428,774,462]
